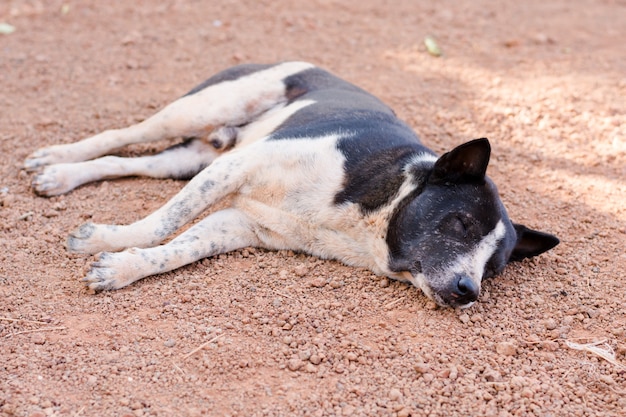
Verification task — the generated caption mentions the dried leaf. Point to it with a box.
[0,23,16,35]
[424,36,442,57]
[565,339,625,369]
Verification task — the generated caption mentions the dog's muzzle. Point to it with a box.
[446,274,480,308]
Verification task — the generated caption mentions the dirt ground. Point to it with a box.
[1,0,625,416]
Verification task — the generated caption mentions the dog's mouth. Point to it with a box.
[399,271,479,309]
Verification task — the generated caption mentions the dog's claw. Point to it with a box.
[31,166,72,197]
[24,148,57,172]
[67,222,102,254]
[82,251,140,292]
[82,253,117,292]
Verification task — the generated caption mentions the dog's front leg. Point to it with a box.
[82,208,260,291]
[67,153,247,254]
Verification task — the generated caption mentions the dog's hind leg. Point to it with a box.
[31,138,222,196]
[82,208,261,291]
[67,150,250,254]
[24,61,315,171]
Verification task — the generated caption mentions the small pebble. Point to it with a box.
[310,278,326,288]
[389,388,402,401]
[294,265,309,277]
[342,405,355,415]
[458,313,470,324]
[414,363,429,374]
[496,342,517,356]
[397,408,411,417]
[329,280,342,289]
[164,339,176,348]
[287,358,304,371]
[309,354,322,365]
[544,318,558,330]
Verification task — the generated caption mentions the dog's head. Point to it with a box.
[387,138,559,308]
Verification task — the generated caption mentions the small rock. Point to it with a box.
[309,354,321,365]
[310,278,326,288]
[389,388,402,401]
[163,339,176,348]
[470,313,483,323]
[32,333,46,345]
[287,358,304,371]
[541,341,559,351]
[483,368,502,382]
[329,280,343,289]
[299,350,311,361]
[544,318,558,330]
[448,365,458,380]
[413,362,429,374]
[496,341,517,356]
[599,374,615,385]
[510,375,526,387]
[397,408,411,417]
[458,313,470,324]
[521,387,534,398]
[379,278,390,288]
[294,265,309,277]
[342,405,355,415]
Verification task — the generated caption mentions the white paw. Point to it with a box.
[31,165,75,196]
[67,222,122,254]
[83,251,143,292]
[24,145,71,171]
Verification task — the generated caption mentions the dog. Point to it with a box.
[24,61,559,308]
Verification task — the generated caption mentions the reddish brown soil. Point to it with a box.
[1,1,625,416]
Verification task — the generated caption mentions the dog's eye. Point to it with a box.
[450,216,467,235]
[441,215,468,237]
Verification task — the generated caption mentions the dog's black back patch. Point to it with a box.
[183,64,274,97]
[267,68,436,213]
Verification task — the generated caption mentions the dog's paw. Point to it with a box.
[67,222,122,254]
[31,165,76,196]
[24,146,70,172]
[83,251,141,292]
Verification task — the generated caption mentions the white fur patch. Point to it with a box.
[448,220,507,285]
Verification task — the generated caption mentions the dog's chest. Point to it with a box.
[230,135,396,275]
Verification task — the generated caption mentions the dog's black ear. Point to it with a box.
[429,138,491,185]
[509,224,560,262]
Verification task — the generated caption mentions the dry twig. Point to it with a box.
[0,316,52,325]
[4,327,67,338]
[183,333,226,360]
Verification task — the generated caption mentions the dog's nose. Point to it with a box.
[452,275,480,305]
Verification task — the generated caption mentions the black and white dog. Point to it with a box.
[24,62,559,308]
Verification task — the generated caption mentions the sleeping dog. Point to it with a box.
[24,62,559,308]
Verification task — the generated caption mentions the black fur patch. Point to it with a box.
[183,64,274,97]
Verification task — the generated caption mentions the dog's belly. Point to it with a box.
[231,135,394,275]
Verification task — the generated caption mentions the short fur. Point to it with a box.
[25,62,559,308]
